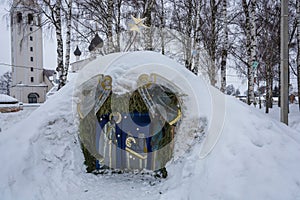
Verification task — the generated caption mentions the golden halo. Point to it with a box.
[101,75,112,90]
[109,112,122,124]
[138,74,149,84]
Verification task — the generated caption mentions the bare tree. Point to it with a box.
[143,0,155,51]
[184,0,193,71]
[34,0,73,89]
[220,0,228,93]
[297,0,300,110]
[240,0,257,105]
[159,0,165,55]
[107,0,114,52]
[54,0,65,89]
[0,72,12,95]
[115,0,123,52]
[208,0,218,86]
[64,0,73,85]
[241,0,252,104]
[257,1,280,113]
[192,0,203,75]
[197,0,222,86]
[249,0,257,104]
[73,0,126,53]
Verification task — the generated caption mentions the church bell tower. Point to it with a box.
[10,0,50,103]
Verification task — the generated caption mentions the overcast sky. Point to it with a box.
[0,1,62,76]
[0,1,11,75]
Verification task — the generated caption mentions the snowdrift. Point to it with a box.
[0,51,300,200]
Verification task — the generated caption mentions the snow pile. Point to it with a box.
[289,105,300,132]
[0,82,83,199]
[0,107,36,131]
[257,104,300,134]
[0,76,162,200]
[0,51,300,200]
[162,96,300,200]
[0,94,18,103]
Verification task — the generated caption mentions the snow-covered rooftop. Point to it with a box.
[0,94,18,103]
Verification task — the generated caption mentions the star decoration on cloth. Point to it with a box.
[128,15,148,33]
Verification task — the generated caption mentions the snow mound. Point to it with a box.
[162,96,300,200]
[0,94,18,103]
[0,51,300,200]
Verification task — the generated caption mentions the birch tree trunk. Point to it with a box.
[265,64,270,113]
[107,0,114,53]
[55,0,65,90]
[220,0,228,93]
[185,0,193,71]
[265,63,273,113]
[209,0,217,86]
[249,0,257,104]
[193,0,202,75]
[242,0,251,105]
[115,0,122,52]
[269,74,273,109]
[144,0,155,51]
[64,0,72,82]
[160,0,165,55]
[297,0,300,111]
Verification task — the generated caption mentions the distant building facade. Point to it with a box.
[70,33,104,72]
[10,0,54,103]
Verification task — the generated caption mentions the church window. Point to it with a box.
[30,57,33,62]
[31,67,34,72]
[30,47,33,52]
[17,13,22,23]
[30,36,33,41]
[30,27,33,31]
[31,77,34,82]
[28,14,33,24]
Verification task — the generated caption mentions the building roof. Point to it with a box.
[88,33,103,52]
[13,84,48,87]
[11,0,38,12]
[74,45,82,56]
[43,69,55,79]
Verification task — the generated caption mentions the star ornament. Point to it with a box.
[128,15,149,33]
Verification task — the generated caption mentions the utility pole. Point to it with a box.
[280,0,289,125]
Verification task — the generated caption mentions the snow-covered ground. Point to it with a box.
[256,104,300,133]
[0,52,300,200]
[0,106,38,132]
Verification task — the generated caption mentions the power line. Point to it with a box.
[0,62,49,70]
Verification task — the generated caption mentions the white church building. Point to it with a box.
[10,0,54,103]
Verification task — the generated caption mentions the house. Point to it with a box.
[70,33,104,72]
